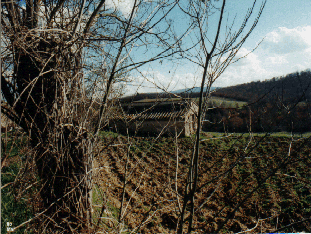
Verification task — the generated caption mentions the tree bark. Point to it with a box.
[2,33,92,232]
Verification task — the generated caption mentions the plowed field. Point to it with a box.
[93,135,311,233]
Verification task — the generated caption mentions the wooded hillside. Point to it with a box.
[121,70,311,133]
[204,70,311,133]
[213,70,311,103]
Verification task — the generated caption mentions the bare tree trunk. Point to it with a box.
[2,32,92,231]
[34,125,90,232]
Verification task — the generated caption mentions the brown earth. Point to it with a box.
[93,135,311,233]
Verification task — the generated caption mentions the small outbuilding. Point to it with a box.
[109,99,199,137]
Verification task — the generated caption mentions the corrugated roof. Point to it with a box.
[114,110,186,121]
[112,100,197,121]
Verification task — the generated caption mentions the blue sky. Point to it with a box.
[18,0,311,94]
[120,0,311,94]
[207,0,311,87]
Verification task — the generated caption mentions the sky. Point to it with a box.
[116,0,311,95]
[213,0,311,87]
[17,0,311,95]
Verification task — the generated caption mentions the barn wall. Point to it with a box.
[109,101,199,137]
[184,102,199,136]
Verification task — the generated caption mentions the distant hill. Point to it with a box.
[121,70,311,104]
[212,70,311,103]
[119,70,311,133]
[120,87,219,103]
[203,70,311,133]
[172,86,219,94]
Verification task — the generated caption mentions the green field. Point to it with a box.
[203,131,311,138]
[193,96,248,108]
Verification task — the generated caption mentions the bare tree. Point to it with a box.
[175,0,267,232]
[5,0,307,233]
[1,0,188,232]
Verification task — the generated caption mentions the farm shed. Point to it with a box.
[109,99,199,137]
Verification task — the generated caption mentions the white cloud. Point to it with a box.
[125,70,201,95]
[106,0,135,17]
[125,26,311,93]
[258,26,311,78]
[266,55,288,65]
[214,26,311,87]
[212,48,267,87]
[233,48,261,66]
[262,26,311,54]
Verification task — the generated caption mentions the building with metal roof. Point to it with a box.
[109,99,199,137]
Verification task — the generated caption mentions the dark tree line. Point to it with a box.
[121,70,311,133]
[122,70,311,104]
[203,70,311,133]
[203,101,311,133]
[212,69,311,103]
